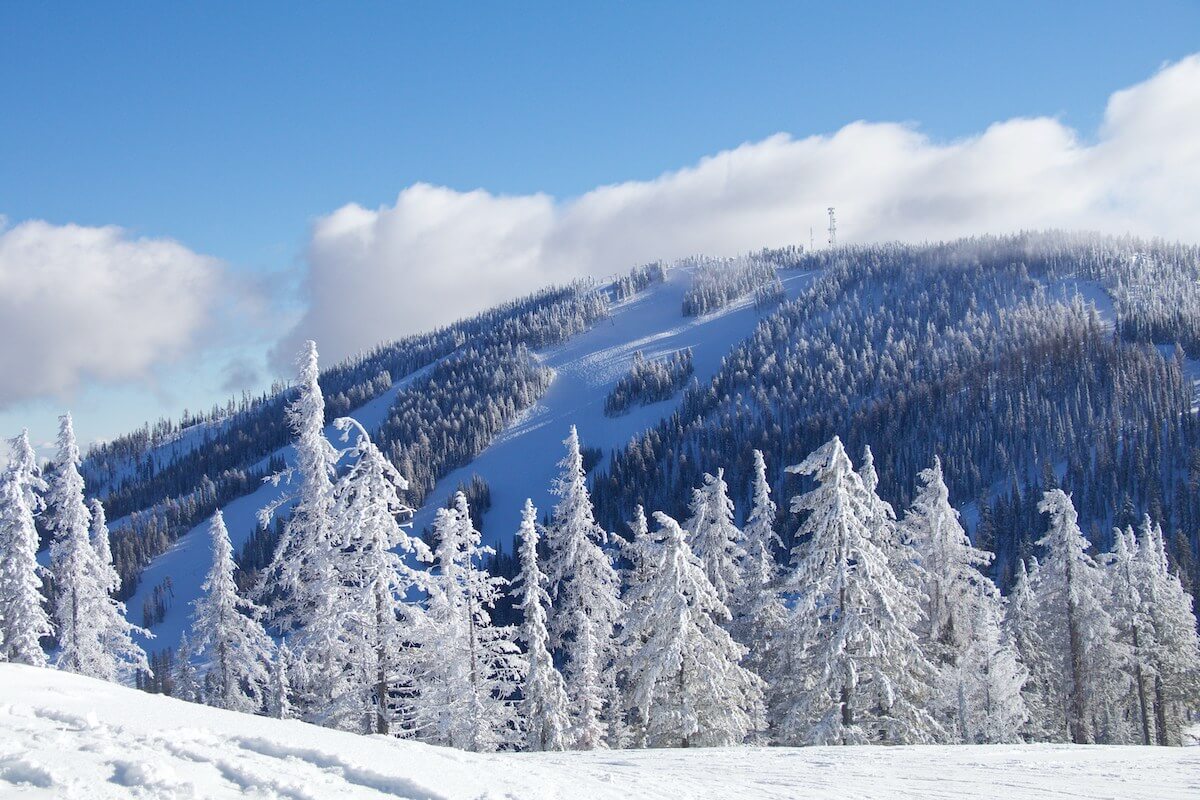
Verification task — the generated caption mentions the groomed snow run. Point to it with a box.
[2,665,1197,800]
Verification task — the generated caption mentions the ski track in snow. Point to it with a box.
[1,665,1197,800]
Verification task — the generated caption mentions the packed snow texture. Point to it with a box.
[1,664,1197,799]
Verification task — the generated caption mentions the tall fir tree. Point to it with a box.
[299,418,431,733]
[776,436,941,745]
[415,495,523,751]
[0,431,52,665]
[901,457,1026,742]
[187,509,274,714]
[732,450,787,725]
[48,414,150,682]
[618,512,764,747]
[258,340,338,633]
[1033,489,1126,744]
[512,499,570,751]
[545,426,622,747]
[684,468,745,607]
[1136,517,1200,745]
[267,642,294,720]
[1004,558,1056,741]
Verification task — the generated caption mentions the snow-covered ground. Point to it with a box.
[1,665,1196,800]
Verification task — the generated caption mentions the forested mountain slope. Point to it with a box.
[60,233,1200,657]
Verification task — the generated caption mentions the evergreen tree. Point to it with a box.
[415,495,522,751]
[174,632,201,703]
[89,500,120,596]
[618,512,764,747]
[1136,518,1200,745]
[902,457,1025,742]
[512,499,570,751]
[258,340,338,633]
[267,642,294,720]
[545,426,622,746]
[0,431,52,665]
[684,468,745,607]
[776,436,941,745]
[732,450,787,724]
[1005,559,1056,741]
[1033,489,1125,744]
[188,509,274,713]
[1107,525,1154,744]
[300,418,431,733]
[49,414,150,682]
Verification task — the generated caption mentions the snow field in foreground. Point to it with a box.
[1,665,1198,800]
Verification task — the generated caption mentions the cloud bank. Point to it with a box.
[282,54,1200,366]
[0,220,223,408]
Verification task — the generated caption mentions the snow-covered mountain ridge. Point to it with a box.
[2,664,1196,800]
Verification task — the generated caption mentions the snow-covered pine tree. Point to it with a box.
[616,503,659,748]
[776,436,941,746]
[684,468,745,608]
[1136,517,1200,745]
[301,418,431,734]
[1005,558,1056,742]
[956,595,1029,743]
[1033,489,1126,744]
[257,340,339,633]
[731,450,786,713]
[512,498,570,751]
[544,426,622,747]
[901,456,1025,742]
[188,509,274,714]
[0,431,52,665]
[1107,525,1155,744]
[48,414,150,682]
[570,607,607,749]
[415,494,522,751]
[89,497,152,684]
[88,500,119,596]
[174,632,201,703]
[618,511,764,748]
[860,445,924,597]
[267,641,294,720]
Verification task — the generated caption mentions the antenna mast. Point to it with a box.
[827,207,837,248]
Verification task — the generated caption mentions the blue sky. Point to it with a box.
[3,1,1200,451]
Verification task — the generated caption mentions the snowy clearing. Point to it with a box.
[1,665,1196,800]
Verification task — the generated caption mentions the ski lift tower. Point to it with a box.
[827,207,837,249]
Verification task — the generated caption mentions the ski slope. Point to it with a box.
[2,664,1196,800]
[411,266,815,548]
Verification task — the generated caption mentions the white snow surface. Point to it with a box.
[2,665,1197,800]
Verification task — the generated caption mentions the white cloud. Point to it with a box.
[0,220,224,408]
[284,54,1200,366]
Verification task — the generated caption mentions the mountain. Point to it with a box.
[2,663,1195,799]
[61,232,1200,660]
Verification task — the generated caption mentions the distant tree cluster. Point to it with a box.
[603,349,695,416]
[681,255,783,316]
[613,262,667,301]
